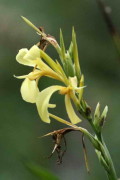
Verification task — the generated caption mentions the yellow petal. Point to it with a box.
[16,45,40,67]
[65,94,82,124]
[14,70,41,80]
[16,48,30,65]
[21,78,39,103]
[14,74,29,79]
[24,45,40,61]
[36,85,62,123]
[48,104,56,108]
[69,76,77,88]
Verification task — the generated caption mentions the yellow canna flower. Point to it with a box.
[16,45,40,67]
[15,31,85,125]
[15,45,67,103]
[36,85,82,124]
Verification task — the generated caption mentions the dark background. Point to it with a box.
[0,0,120,179]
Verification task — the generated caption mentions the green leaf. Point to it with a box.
[25,162,59,180]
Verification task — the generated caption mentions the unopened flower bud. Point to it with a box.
[100,106,108,127]
[93,102,100,127]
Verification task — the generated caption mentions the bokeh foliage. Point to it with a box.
[0,0,120,179]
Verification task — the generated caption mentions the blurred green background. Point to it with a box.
[0,0,120,179]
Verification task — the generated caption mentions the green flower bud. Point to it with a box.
[93,102,100,127]
[100,106,108,127]
[93,103,108,132]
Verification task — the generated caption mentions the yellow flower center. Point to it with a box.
[59,86,72,95]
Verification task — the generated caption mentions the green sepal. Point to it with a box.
[72,27,81,80]
[68,42,73,59]
[100,106,108,127]
[60,29,66,63]
[59,29,75,77]
[93,102,101,127]
[21,16,44,35]
[80,99,91,118]
[64,51,75,77]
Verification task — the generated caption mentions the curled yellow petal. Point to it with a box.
[48,104,56,108]
[16,45,40,67]
[36,85,62,123]
[21,78,39,103]
[24,45,40,61]
[65,94,82,124]
[14,74,29,79]
[16,48,29,65]
[14,70,41,80]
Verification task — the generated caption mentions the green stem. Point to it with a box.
[89,120,117,180]
[97,133,117,180]
[77,106,117,180]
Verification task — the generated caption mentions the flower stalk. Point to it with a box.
[15,17,118,180]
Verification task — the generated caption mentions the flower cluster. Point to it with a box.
[15,18,117,180]
[15,17,85,125]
